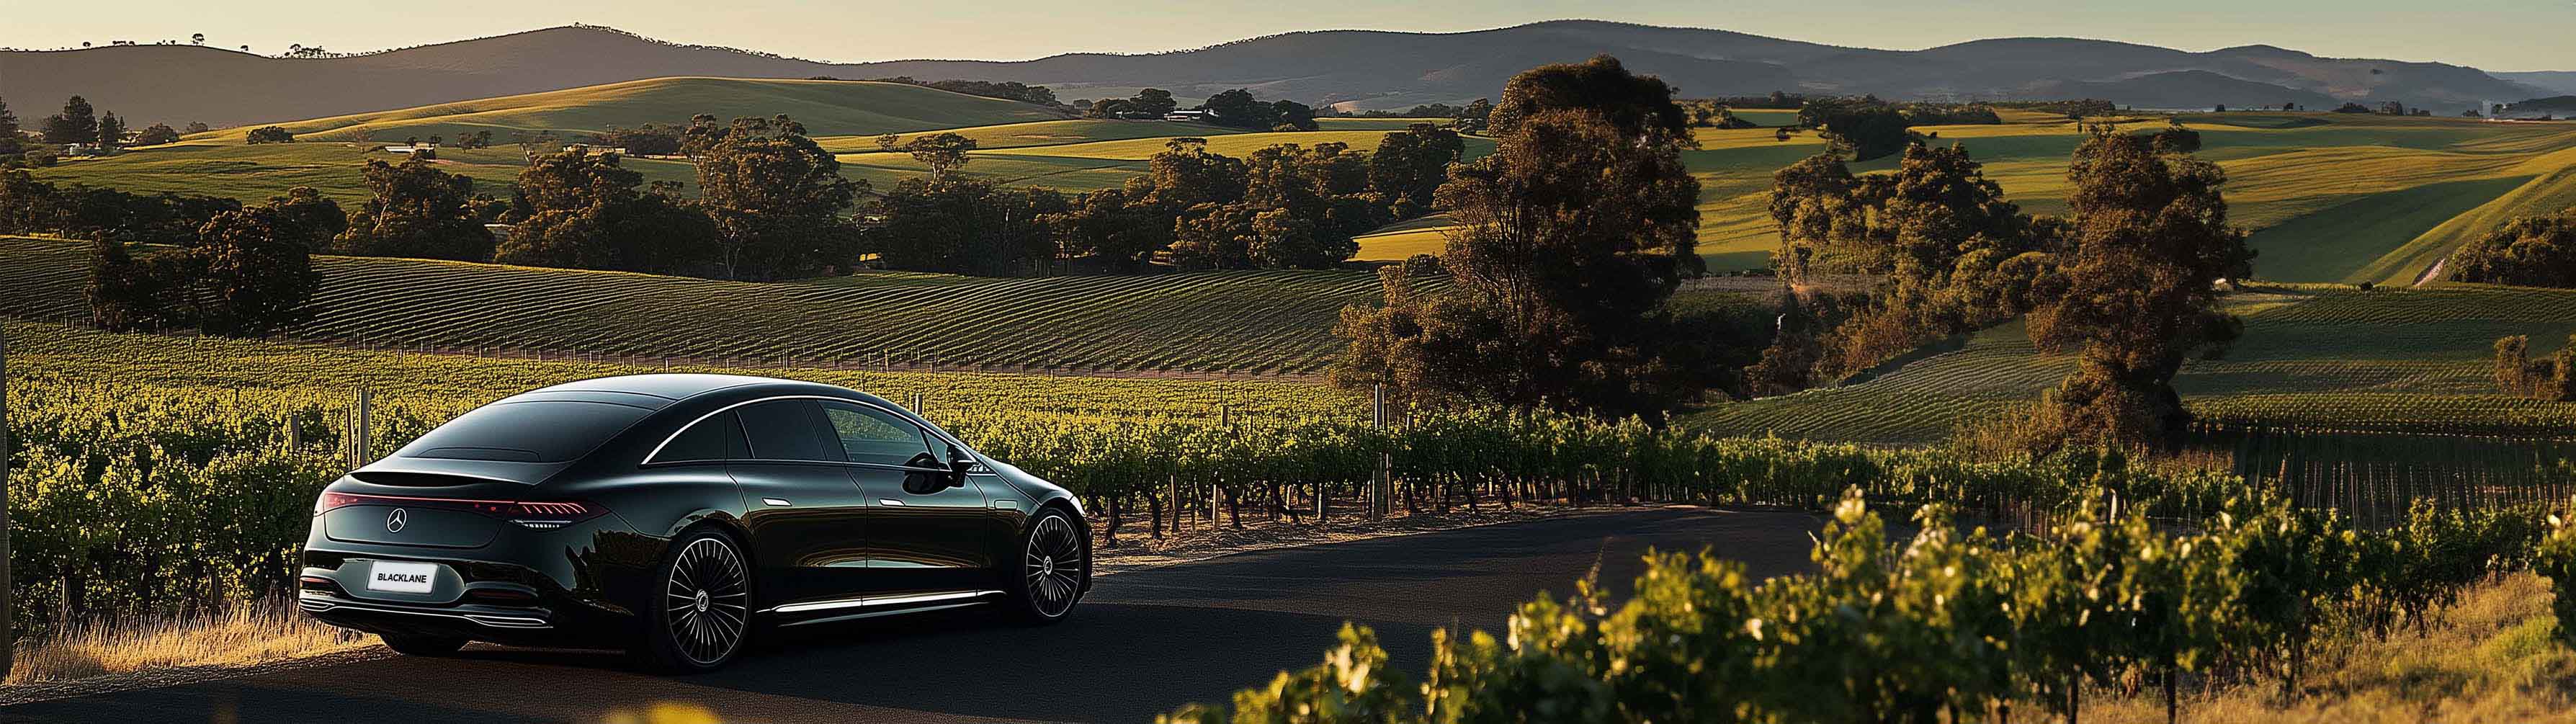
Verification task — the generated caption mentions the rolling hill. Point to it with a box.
[0,236,1414,375]
[2016,70,2339,111]
[184,77,1069,143]
[31,93,2572,285]
[2498,71,2576,97]
[1685,283,2576,442]
[1,21,2549,129]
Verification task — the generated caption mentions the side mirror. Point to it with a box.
[947,457,975,488]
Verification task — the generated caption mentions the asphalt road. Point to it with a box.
[4,507,1822,724]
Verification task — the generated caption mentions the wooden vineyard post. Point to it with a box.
[1,325,14,679]
[353,388,374,469]
[1372,385,1392,519]
[1168,473,1181,534]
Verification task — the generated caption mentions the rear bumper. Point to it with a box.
[297,514,663,646]
[300,590,555,632]
[296,574,634,646]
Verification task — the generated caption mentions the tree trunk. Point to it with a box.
[1225,488,1243,529]
[1102,495,1122,549]
[1145,487,1164,540]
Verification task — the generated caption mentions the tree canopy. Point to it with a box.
[334,156,495,261]
[41,96,96,145]
[2447,208,2576,287]
[2024,129,2252,449]
[689,115,863,280]
[495,148,717,274]
[1331,55,1704,419]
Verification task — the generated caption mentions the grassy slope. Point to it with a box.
[1459,113,2574,280]
[834,128,1502,193]
[29,142,698,206]
[812,119,1253,153]
[2081,573,2576,723]
[1726,109,1800,127]
[34,92,2574,281]
[2,319,1356,424]
[1685,283,2576,442]
[2354,151,2576,286]
[0,237,1413,375]
[184,77,1067,143]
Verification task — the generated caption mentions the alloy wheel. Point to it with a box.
[1024,514,1084,618]
[665,535,750,665]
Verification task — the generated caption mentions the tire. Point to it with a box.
[1002,506,1088,624]
[380,633,468,656]
[638,528,756,673]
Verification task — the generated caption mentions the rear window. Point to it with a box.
[400,401,655,463]
[653,410,749,464]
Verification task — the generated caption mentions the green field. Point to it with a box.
[185,77,1068,143]
[1665,113,2576,282]
[812,119,1251,153]
[1726,108,1800,127]
[1,320,1356,424]
[24,141,699,205]
[51,79,2568,281]
[1685,282,2576,442]
[0,236,1421,375]
[30,80,1489,202]
[817,127,1501,192]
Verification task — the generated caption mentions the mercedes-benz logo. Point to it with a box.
[387,508,408,533]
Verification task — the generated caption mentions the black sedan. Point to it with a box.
[298,374,1091,671]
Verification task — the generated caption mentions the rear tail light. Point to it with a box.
[313,491,607,529]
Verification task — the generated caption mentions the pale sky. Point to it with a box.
[4,0,2570,71]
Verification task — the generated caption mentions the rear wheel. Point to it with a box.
[380,633,467,656]
[1003,507,1088,624]
[639,529,753,672]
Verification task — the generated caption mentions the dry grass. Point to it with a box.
[4,599,372,687]
[2082,572,2576,723]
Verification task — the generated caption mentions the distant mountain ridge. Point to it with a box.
[2499,71,2576,97]
[0,20,2554,128]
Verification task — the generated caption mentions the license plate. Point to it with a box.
[366,561,438,594]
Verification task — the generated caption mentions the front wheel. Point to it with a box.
[638,529,754,672]
[1003,508,1088,623]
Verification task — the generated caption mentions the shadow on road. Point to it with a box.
[3,507,1823,723]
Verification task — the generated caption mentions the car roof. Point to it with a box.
[524,374,793,404]
[517,373,903,411]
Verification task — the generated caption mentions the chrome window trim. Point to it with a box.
[642,393,987,469]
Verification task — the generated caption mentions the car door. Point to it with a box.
[818,400,993,594]
[725,399,875,609]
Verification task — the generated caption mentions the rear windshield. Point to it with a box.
[399,401,656,463]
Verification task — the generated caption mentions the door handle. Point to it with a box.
[880,499,906,506]
[762,498,792,507]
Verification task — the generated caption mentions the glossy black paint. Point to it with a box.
[298,374,1088,654]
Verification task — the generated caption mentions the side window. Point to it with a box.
[653,410,748,463]
[820,401,933,467]
[738,399,838,462]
